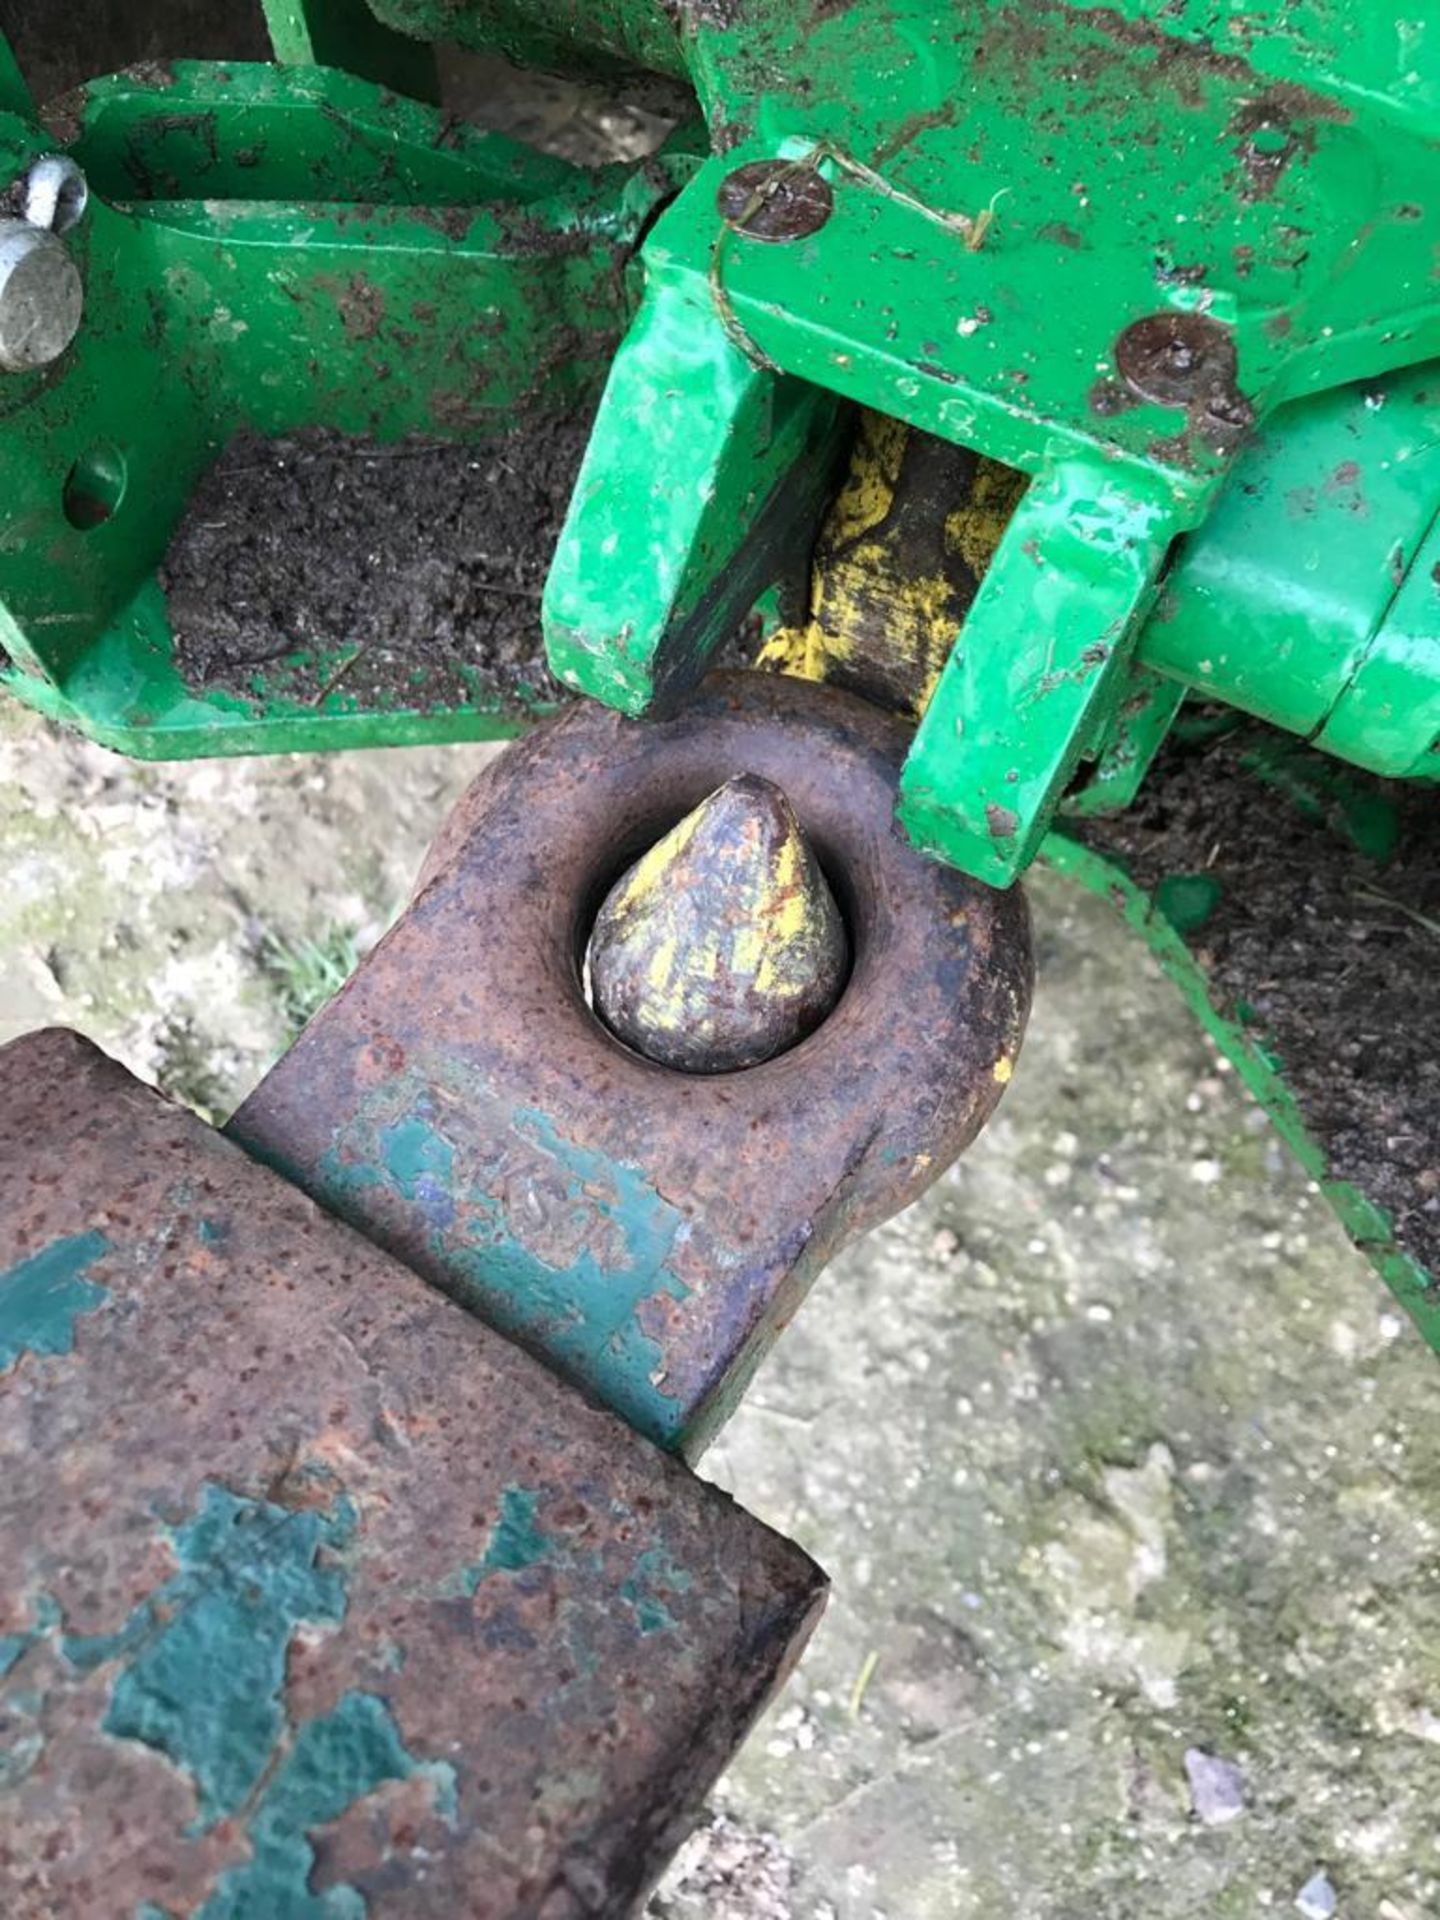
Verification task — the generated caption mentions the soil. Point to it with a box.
[0,0,268,110]
[1081,721,1440,1272]
[163,414,595,714]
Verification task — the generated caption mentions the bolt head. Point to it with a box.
[0,219,82,373]
[23,155,88,235]
[717,160,833,243]
[1114,311,1237,408]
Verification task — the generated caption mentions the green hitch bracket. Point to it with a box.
[536,0,1440,884]
[0,56,697,758]
[1138,363,1440,786]
[262,0,440,102]
[896,458,1181,885]
[0,3,1435,869]
[544,279,846,714]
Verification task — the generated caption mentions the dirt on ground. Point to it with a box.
[163,414,596,714]
[0,0,269,108]
[1082,721,1440,1272]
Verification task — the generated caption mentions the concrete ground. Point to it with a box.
[2,697,1438,1919]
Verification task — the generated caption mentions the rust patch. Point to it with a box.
[0,1028,824,1919]
[1228,95,1319,202]
[1115,311,1254,455]
[718,160,834,241]
[310,271,388,343]
[232,674,1033,1455]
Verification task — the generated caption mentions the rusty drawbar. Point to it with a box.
[232,672,1034,1456]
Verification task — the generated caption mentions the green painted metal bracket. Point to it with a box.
[0,2,1435,850]
[263,0,440,102]
[0,60,695,758]
[544,280,845,713]
[1063,668,1189,819]
[896,459,1180,884]
[537,0,1440,880]
[0,32,31,120]
[366,0,689,84]
[1317,512,1440,781]
[1140,362,1440,784]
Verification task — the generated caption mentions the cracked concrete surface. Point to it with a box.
[2,699,1437,1919]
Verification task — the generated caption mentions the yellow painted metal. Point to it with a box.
[759,410,1024,720]
[588,773,847,1073]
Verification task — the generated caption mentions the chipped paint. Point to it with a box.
[0,1598,58,1682]
[0,1027,827,1911]
[63,1482,355,1825]
[316,1081,694,1448]
[233,675,1032,1453]
[195,1691,456,1920]
[443,1486,552,1596]
[51,1482,457,1912]
[620,1546,696,1636]
[0,1229,111,1372]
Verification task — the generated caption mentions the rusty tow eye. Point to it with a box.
[232,673,1034,1456]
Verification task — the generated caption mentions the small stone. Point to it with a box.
[930,1227,960,1262]
[1295,1871,1337,1919]
[1183,1747,1247,1825]
[588,773,848,1074]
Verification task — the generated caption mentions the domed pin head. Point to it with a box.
[587,773,848,1073]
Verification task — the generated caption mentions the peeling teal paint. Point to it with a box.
[0,1729,43,1792]
[60,1607,155,1673]
[381,1116,454,1200]
[195,1690,456,1920]
[0,1593,59,1682]
[0,1229,112,1371]
[316,1078,694,1447]
[445,1486,551,1596]
[436,1488,694,1643]
[620,1546,695,1636]
[474,1486,548,1578]
[44,1482,455,1913]
[62,1483,356,1828]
